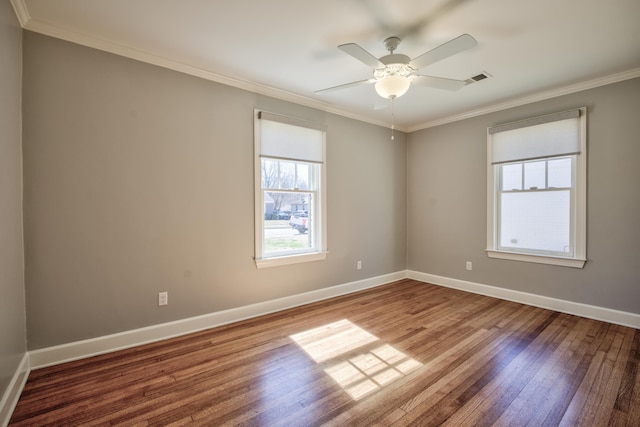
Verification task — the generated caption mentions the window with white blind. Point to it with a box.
[486,108,587,268]
[254,111,327,268]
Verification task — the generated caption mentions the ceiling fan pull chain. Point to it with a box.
[391,96,395,140]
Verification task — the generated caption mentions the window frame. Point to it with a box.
[254,110,327,268]
[486,107,587,268]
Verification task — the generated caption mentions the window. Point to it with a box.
[486,108,587,268]
[254,111,327,268]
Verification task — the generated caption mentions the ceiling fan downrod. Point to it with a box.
[384,36,401,54]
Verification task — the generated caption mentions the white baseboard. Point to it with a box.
[0,353,29,427]
[26,268,640,371]
[8,269,638,424]
[29,271,407,369]
[408,270,640,329]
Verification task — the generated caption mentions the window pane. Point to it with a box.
[296,163,310,190]
[279,161,296,189]
[266,191,298,219]
[524,161,546,190]
[262,159,279,189]
[501,163,522,191]
[500,190,571,254]
[548,158,572,188]
[263,191,313,254]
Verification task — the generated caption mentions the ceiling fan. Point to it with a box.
[316,34,477,100]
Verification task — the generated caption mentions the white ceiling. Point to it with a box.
[12,0,640,131]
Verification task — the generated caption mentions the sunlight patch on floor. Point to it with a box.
[290,319,422,400]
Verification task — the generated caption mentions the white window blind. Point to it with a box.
[254,110,328,268]
[258,111,325,163]
[486,107,587,268]
[489,109,581,164]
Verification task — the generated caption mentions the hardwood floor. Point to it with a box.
[9,279,640,426]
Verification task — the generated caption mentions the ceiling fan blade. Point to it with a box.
[411,75,468,91]
[410,34,477,70]
[338,43,384,68]
[315,78,376,94]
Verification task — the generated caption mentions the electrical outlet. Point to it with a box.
[466,261,472,271]
[357,260,362,270]
[158,291,168,306]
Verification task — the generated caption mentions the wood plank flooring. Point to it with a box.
[9,279,640,426]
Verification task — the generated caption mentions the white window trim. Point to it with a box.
[255,251,328,269]
[486,107,587,268]
[254,110,327,268]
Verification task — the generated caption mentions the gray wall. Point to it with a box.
[22,32,407,349]
[0,0,26,398]
[18,29,640,352]
[408,77,640,315]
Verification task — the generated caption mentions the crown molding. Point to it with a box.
[14,1,639,135]
[18,14,401,132]
[9,0,30,26]
[408,67,640,132]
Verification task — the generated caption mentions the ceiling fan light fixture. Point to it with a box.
[375,75,410,99]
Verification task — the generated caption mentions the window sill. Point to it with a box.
[486,249,586,268]
[255,251,328,269]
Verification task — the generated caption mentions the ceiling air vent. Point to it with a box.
[466,71,492,85]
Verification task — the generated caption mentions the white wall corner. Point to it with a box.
[407,270,640,329]
[0,353,30,427]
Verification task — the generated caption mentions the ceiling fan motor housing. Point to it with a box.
[375,53,414,79]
